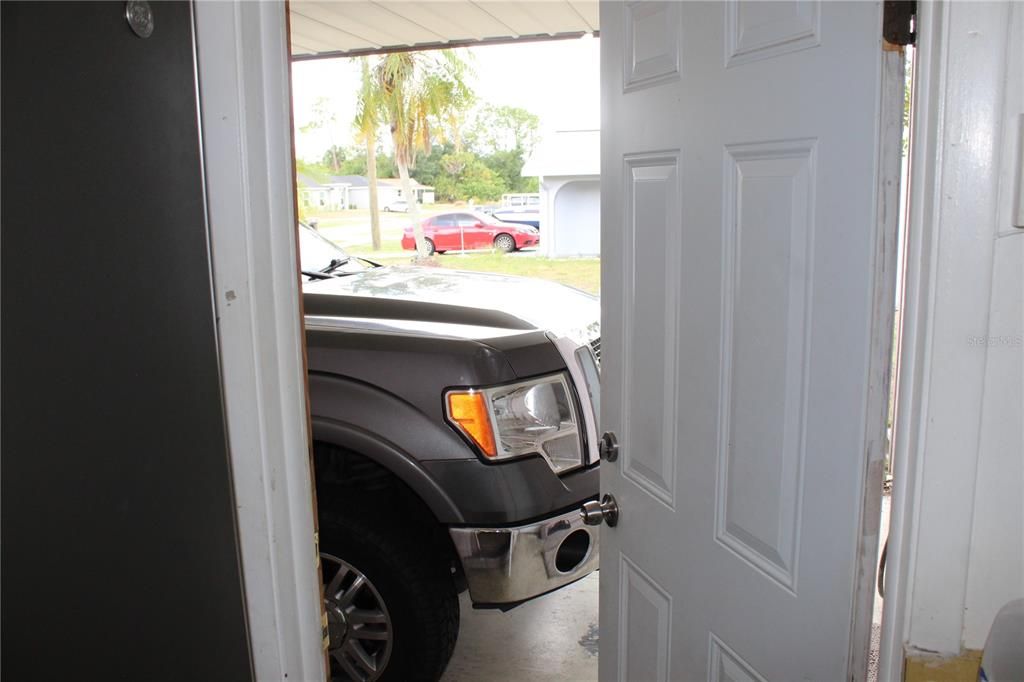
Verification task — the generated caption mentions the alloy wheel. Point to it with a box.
[494,234,516,252]
[322,553,393,681]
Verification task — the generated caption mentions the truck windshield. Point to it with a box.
[298,224,369,276]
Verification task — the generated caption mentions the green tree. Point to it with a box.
[375,50,473,256]
[467,105,540,156]
[482,149,538,194]
[301,97,343,172]
[434,151,506,202]
[338,149,397,179]
[410,143,455,188]
[321,145,347,170]
[465,105,540,197]
[353,58,384,250]
[296,159,334,184]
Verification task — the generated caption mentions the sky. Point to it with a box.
[289,35,600,163]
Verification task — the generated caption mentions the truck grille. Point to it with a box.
[589,337,601,366]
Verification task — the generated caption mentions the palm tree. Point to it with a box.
[353,57,383,250]
[375,50,473,257]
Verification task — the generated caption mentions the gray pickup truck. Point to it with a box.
[299,225,601,682]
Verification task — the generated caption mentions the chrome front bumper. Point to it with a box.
[449,505,599,605]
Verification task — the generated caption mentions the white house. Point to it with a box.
[347,178,435,209]
[296,174,435,211]
[522,129,600,257]
[296,172,353,210]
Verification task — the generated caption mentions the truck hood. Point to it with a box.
[303,265,600,346]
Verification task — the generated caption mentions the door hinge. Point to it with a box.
[883,1,917,46]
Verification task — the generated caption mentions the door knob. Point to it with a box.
[580,494,619,527]
[598,431,619,462]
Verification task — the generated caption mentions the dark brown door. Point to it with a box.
[2,3,253,679]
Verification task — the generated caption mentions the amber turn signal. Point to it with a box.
[446,391,497,457]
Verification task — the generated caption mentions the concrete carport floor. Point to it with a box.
[443,572,599,681]
[442,490,889,682]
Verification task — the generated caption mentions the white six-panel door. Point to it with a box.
[599,2,891,680]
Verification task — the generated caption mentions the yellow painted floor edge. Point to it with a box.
[904,649,983,682]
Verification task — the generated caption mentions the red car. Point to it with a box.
[401,211,540,255]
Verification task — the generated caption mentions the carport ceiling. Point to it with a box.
[290,1,599,60]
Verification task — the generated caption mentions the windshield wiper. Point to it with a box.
[302,268,369,280]
[304,256,382,281]
[355,256,382,268]
[320,257,350,274]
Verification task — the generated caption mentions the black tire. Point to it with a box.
[493,233,516,253]
[319,506,459,682]
[423,238,437,256]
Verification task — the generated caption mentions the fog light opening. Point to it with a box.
[555,529,591,574]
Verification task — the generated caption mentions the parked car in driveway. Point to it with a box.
[400,211,540,255]
[491,208,541,229]
[383,200,409,212]
[298,223,600,681]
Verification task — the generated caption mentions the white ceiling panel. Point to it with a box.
[290,13,379,51]
[478,2,576,36]
[290,0,600,60]
[290,37,335,55]
[384,2,514,41]
[568,0,598,31]
[294,2,443,48]
[290,31,365,56]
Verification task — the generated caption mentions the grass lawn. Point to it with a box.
[305,205,601,295]
[307,203,463,252]
[353,250,601,295]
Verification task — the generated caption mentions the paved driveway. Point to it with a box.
[443,572,599,682]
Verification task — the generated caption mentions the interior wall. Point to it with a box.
[960,1,1024,648]
[1,3,253,678]
[962,234,1023,649]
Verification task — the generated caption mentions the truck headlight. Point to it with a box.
[445,373,583,474]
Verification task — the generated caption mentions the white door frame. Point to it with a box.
[880,1,1018,678]
[877,4,942,672]
[195,2,326,680]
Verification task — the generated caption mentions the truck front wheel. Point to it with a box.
[319,507,459,682]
